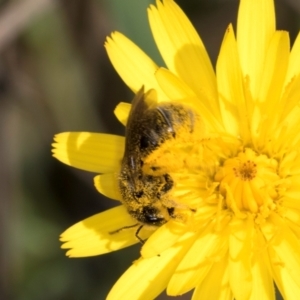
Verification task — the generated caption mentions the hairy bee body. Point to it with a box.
[118,87,202,232]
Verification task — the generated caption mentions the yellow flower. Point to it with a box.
[52,0,300,299]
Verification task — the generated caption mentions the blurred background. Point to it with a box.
[0,0,299,299]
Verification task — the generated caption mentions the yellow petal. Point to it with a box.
[192,256,232,300]
[216,24,248,139]
[94,174,122,201]
[249,234,275,300]
[105,32,167,100]
[60,206,151,257]
[270,259,300,300]
[148,0,218,110]
[114,102,131,126]
[141,219,187,258]
[168,223,227,295]
[265,233,300,298]
[283,175,300,200]
[237,0,275,97]
[52,132,124,173]
[285,31,300,86]
[283,195,300,211]
[286,219,300,241]
[228,217,253,300]
[107,232,195,300]
[261,212,300,295]
[155,67,195,100]
[258,31,289,105]
[280,74,300,126]
[283,207,300,237]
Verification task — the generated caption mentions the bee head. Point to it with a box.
[129,205,167,226]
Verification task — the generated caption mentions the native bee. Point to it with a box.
[117,87,203,242]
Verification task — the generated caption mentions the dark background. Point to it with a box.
[0,0,299,299]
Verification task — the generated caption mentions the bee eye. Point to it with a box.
[142,206,164,223]
[140,134,158,150]
[139,128,161,150]
[140,135,150,149]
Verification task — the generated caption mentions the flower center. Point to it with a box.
[233,160,257,181]
[215,148,280,219]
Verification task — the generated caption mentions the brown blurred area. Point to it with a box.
[0,0,298,299]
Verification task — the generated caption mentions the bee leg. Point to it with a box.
[135,225,145,244]
[109,224,145,244]
[109,223,139,235]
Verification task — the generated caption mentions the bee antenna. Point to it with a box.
[109,223,138,235]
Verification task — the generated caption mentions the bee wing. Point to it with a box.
[126,86,147,127]
[126,86,158,126]
[123,86,162,166]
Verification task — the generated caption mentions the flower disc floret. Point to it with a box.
[215,148,280,219]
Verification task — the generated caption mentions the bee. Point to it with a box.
[116,87,203,242]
